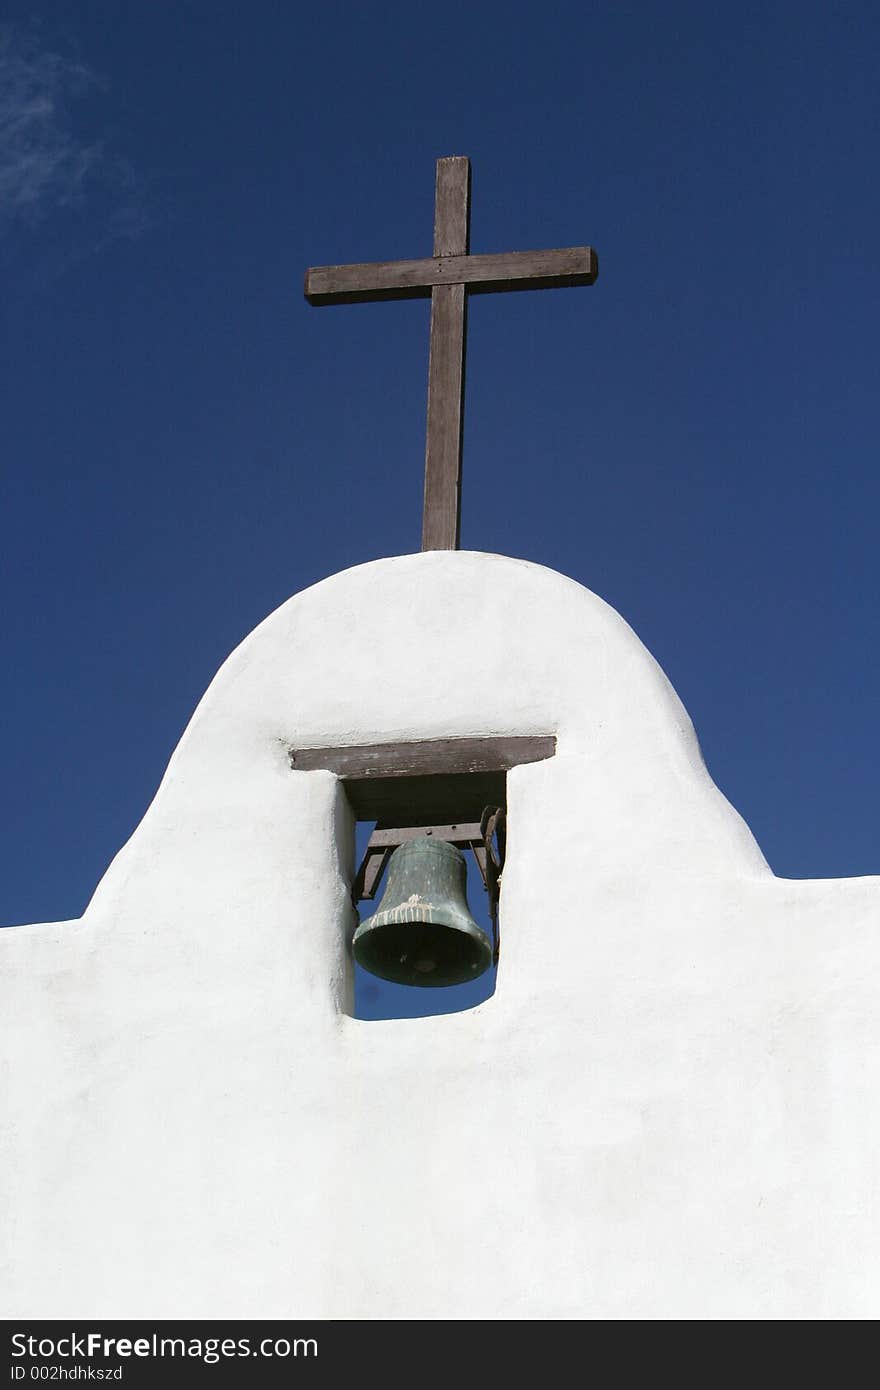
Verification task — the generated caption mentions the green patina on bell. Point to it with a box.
[353,837,493,988]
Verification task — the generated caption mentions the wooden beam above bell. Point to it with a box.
[287,734,556,824]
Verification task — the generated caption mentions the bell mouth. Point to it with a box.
[353,920,493,988]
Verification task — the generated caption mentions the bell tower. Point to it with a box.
[3,158,880,1325]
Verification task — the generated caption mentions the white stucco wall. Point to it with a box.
[2,551,878,1319]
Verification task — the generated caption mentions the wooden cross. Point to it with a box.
[304,156,598,551]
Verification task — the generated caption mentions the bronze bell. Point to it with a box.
[353,837,493,988]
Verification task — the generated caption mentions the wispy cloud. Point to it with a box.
[0,23,150,269]
[0,25,102,221]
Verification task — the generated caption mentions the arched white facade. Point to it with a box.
[2,553,878,1318]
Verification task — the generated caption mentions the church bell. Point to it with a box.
[352,837,493,988]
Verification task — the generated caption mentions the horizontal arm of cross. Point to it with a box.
[304,245,597,305]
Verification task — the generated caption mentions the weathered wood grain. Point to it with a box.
[288,735,556,777]
[304,246,597,305]
[433,156,471,258]
[421,157,470,550]
[419,159,472,550]
[422,281,466,549]
[368,822,484,846]
[303,155,598,552]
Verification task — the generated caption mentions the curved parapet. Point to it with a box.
[4,552,878,1321]
[85,550,769,933]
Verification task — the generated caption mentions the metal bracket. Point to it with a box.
[480,805,506,964]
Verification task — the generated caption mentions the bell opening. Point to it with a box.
[353,919,492,989]
[350,813,500,1019]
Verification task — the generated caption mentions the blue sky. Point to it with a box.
[2,3,878,1013]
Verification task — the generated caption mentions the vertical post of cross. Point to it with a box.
[422,157,471,551]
